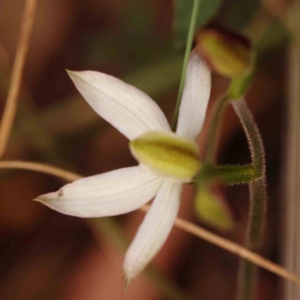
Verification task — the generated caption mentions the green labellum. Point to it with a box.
[130,131,201,182]
[195,183,234,230]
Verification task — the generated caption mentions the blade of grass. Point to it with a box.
[172,0,200,130]
[173,0,223,48]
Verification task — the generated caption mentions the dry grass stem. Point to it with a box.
[0,160,81,182]
[0,0,37,157]
[0,160,299,285]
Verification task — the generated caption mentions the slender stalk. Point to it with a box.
[204,93,231,163]
[172,0,200,131]
[0,160,80,181]
[0,0,37,157]
[236,178,266,300]
[232,99,265,176]
[232,98,267,300]
[0,160,297,285]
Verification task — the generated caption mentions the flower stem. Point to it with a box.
[232,98,267,300]
[204,93,231,163]
[172,0,200,131]
[232,98,265,177]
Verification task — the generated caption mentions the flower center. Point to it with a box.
[129,131,201,182]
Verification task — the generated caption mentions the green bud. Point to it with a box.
[195,183,234,230]
[195,27,253,78]
[130,131,201,182]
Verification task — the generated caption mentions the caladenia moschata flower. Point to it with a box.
[35,50,211,285]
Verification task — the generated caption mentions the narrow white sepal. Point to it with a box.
[176,51,211,140]
[35,166,163,218]
[67,70,171,140]
[123,180,182,284]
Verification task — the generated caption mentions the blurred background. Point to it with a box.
[0,0,295,299]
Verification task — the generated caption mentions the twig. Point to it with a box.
[0,160,299,285]
[0,0,37,157]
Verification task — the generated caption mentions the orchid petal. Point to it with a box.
[35,167,163,218]
[68,71,171,140]
[176,51,211,140]
[123,180,181,284]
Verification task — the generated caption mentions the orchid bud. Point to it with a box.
[195,182,234,230]
[195,27,253,78]
[130,131,201,182]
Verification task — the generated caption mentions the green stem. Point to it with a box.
[216,165,257,185]
[194,164,258,185]
[232,98,264,176]
[204,93,231,163]
[232,98,266,300]
[172,0,200,131]
[236,178,266,300]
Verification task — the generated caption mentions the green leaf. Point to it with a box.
[195,183,234,230]
[173,0,224,49]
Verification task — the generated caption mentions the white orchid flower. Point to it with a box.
[36,51,211,284]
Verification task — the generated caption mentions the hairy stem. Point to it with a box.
[232,99,265,176]
[232,98,267,300]
[216,164,257,185]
